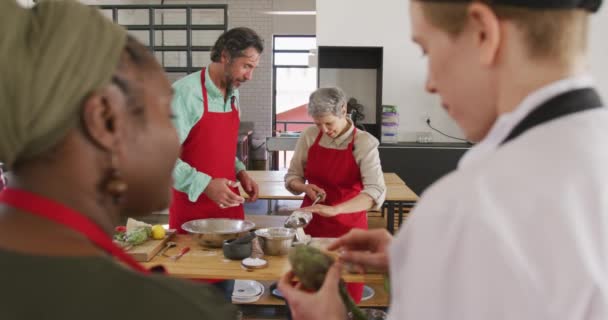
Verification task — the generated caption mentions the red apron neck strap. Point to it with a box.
[312,129,324,146]
[0,188,150,274]
[201,68,209,113]
[230,95,238,113]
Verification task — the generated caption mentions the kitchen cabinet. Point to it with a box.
[379,143,471,195]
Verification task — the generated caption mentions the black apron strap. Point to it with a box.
[501,88,603,145]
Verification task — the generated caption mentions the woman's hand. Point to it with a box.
[300,204,339,217]
[304,184,326,202]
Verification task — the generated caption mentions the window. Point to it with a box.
[99,4,227,83]
[272,35,317,169]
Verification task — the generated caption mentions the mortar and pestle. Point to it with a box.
[222,231,256,260]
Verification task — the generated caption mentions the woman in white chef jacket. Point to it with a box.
[277,0,608,319]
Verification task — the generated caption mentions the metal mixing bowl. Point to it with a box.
[182,218,255,248]
[255,227,296,256]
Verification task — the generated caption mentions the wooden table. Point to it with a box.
[242,171,418,233]
[141,234,385,284]
[248,171,405,185]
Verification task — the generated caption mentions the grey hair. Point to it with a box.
[307,87,347,118]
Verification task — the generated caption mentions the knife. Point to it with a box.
[170,247,190,261]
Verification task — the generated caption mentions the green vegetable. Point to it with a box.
[114,226,151,246]
[383,275,390,295]
[125,226,151,245]
[288,245,367,320]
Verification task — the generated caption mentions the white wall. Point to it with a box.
[272,0,315,35]
[15,0,34,7]
[317,0,608,142]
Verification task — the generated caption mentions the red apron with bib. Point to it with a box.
[0,188,150,274]
[302,128,367,303]
[169,68,244,233]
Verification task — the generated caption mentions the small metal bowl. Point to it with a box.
[182,218,255,248]
[254,227,296,256]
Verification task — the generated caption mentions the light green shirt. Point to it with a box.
[171,66,246,202]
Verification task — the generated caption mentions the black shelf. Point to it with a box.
[317,46,383,139]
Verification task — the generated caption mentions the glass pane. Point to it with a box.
[274,37,316,50]
[274,52,310,66]
[100,9,113,22]
[192,51,212,68]
[275,67,317,116]
[117,9,149,25]
[192,30,223,47]
[128,30,150,46]
[155,51,188,68]
[192,9,225,25]
[154,9,186,25]
[154,30,187,46]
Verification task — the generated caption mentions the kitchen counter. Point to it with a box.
[142,234,385,283]
[380,142,472,149]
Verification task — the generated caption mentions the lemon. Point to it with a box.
[151,225,166,240]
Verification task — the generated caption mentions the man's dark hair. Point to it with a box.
[210,27,264,62]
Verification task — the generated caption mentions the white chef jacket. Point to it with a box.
[388,76,608,320]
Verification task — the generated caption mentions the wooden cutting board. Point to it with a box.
[126,232,175,262]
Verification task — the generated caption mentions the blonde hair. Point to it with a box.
[418,1,589,62]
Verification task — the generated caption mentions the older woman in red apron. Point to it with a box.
[285,87,387,303]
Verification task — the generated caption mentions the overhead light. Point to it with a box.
[262,11,316,15]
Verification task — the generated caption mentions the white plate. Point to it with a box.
[273,285,374,301]
[361,285,375,301]
[232,280,264,299]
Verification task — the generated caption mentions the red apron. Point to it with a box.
[0,188,149,274]
[169,68,244,233]
[302,128,367,303]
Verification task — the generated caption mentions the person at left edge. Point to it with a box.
[169,27,264,232]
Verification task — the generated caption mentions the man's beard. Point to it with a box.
[225,75,235,93]
[224,62,236,93]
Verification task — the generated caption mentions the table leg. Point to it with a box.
[267,199,272,215]
[398,202,404,228]
[386,202,395,234]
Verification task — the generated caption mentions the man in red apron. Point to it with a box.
[285,87,387,304]
[169,27,263,232]
[169,27,264,300]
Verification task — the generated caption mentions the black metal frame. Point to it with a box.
[99,4,228,74]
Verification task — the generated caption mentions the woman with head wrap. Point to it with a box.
[0,1,236,319]
[279,0,608,319]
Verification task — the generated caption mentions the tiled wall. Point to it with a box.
[86,0,273,139]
